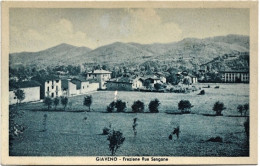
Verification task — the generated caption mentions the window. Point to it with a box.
[51,93,54,98]
[56,80,59,83]
[56,92,58,96]
[83,86,84,89]
[47,81,49,84]
[47,87,50,91]
[14,97,17,99]
[52,85,54,89]
[56,86,58,90]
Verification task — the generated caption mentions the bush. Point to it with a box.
[107,102,115,113]
[84,95,92,112]
[132,100,145,113]
[244,103,249,116]
[213,101,226,116]
[53,97,59,110]
[106,100,126,112]
[115,100,126,112]
[237,105,244,116]
[103,127,110,135]
[107,130,125,155]
[148,99,160,113]
[14,89,25,104]
[44,97,53,110]
[198,90,205,95]
[178,100,193,113]
[61,96,69,111]
[154,83,163,91]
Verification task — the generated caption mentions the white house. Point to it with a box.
[9,81,41,105]
[86,69,111,89]
[44,79,62,98]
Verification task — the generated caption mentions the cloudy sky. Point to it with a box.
[10,8,249,53]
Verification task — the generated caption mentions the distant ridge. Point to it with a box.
[10,34,249,69]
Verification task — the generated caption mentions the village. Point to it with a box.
[9,64,249,105]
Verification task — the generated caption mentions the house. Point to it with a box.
[219,70,249,83]
[9,80,41,105]
[62,78,99,96]
[155,72,167,83]
[71,78,89,94]
[106,76,143,91]
[86,69,111,89]
[61,79,77,97]
[44,78,62,98]
[177,72,198,84]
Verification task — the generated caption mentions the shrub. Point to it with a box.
[148,99,160,113]
[107,130,125,155]
[107,100,126,112]
[237,105,244,116]
[154,83,163,91]
[115,100,126,112]
[84,95,92,112]
[178,100,193,113]
[44,97,53,110]
[107,101,115,113]
[103,127,110,135]
[61,96,69,111]
[132,118,138,136]
[244,103,249,116]
[132,100,145,113]
[198,90,205,95]
[53,97,59,110]
[213,101,226,116]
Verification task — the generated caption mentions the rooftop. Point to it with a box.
[10,80,41,91]
[87,70,112,74]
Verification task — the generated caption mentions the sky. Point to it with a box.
[10,8,249,53]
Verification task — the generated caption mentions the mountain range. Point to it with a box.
[10,34,249,70]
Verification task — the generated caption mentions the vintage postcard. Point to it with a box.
[1,1,258,165]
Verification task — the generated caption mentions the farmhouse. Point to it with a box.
[220,70,249,83]
[62,78,99,96]
[106,76,143,91]
[86,69,111,89]
[61,79,77,97]
[9,80,41,105]
[44,78,62,98]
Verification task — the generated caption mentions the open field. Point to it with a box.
[10,83,249,156]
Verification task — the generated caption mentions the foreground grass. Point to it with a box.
[10,83,249,156]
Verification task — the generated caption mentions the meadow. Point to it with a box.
[10,83,249,156]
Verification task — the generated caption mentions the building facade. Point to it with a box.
[86,70,111,89]
[220,71,249,83]
[106,77,143,91]
[9,81,41,105]
[44,79,62,98]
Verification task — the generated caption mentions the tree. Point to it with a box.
[237,105,244,116]
[61,96,68,111]
[115,100,126,112]
[148,99,160,113]
[107,101,115,113]
[14,89,25,104]
[213,101,226,116]
[244,103,249,116]
[132,100,145,113]
[44,97,53,110]
[183,77,191,85]
[154,83,163,91]
[178,100,193,113]
[84,95,92,112]
[53,97,59,110]
[107,130,125,155]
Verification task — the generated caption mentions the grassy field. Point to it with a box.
[10,83,249,156]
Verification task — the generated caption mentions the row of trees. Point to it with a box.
[44,96,68,110]
[106,99,161,113]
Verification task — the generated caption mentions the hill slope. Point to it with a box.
[10,34,249,70]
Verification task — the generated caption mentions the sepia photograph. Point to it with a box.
[1,1,258,165]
